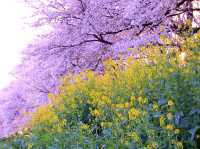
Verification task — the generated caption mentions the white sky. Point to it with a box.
[0,0,35,89]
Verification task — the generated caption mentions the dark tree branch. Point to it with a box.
[176,0,194,8]
[167,8,200,18]
[50,39,99,50]
[77,0,87,12]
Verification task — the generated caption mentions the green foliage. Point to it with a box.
[0,32,200,149]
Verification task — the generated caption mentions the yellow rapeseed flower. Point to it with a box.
[128,108,140,120]
[137,97,148,105]
[175,129,180,134]
[130,96,136,102]
[128,132,141,143]
[91,109,102,117]
[152,103,159,111]
[31,105,59,127]
[66,85,76,96]
[115,103,125,109]
[147,142,158,149]
[165,124,174,131]
[101,96,112,105]
[175,141,183,149]
[168,100,174,106]
[159,116,165,126]
[90,91,101,100]
[80,124,89,130]
[124,102,130,108]
[28,144,33,149]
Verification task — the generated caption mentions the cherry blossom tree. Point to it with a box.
[16,0,199,91]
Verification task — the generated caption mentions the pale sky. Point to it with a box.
[0,0,35,89]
